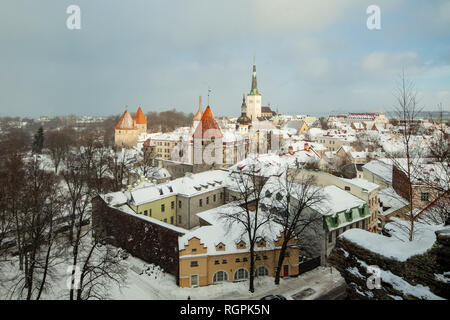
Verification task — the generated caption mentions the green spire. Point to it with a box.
[249,57,259,95]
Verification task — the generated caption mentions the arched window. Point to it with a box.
[234,268,249,281]
[213,271,228,283]
[256,266,269,277]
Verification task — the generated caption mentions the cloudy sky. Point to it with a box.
[1,0,449,118]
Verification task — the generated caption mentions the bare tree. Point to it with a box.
[45,128,76,174]
[387,71,424,241]
[261,167,325,284]
[6,157,63,300]
[220,165,273,293]
[62,142,126,300]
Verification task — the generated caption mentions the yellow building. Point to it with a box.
[177,205,299,288]
[129,194,177,225]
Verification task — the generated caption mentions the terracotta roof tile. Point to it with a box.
[134,106,147,125]
[192,106,223,139]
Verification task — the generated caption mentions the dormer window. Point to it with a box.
[159,188,163,195]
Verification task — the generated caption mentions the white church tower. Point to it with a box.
[246,58,262,122]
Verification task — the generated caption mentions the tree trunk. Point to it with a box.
[275,240,288,285]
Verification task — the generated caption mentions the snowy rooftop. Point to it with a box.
[378,187,408,216]
[126,170,230,206]
[362,160,393,184]
[314,185,366,216]
[340,178,379,193]
[179,203,284,257]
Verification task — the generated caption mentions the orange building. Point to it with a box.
[177,205,299,288]
[115,106,148,148]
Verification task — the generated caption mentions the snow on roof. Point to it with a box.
[221,130,245,143]
[342,220,444,262]
[312,185,366,216]
[340,178,379,193]
[101,192,128,207]
[350,151,367,159]
[127,170,229,206]
[230,151,320,179]
[179,203,284,256]
[378,187,408,216]
[362,160,393,183]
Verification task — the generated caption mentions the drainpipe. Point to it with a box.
[188,197,191,230]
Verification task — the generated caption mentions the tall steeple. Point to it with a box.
[237,94,251,127]
[250,56,259,95]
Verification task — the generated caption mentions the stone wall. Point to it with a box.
[328,228,450,300]
[92,196,184,280]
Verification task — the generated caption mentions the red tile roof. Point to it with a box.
[134,106,147,124]
[192,106,223,139]
[115,110,135,129]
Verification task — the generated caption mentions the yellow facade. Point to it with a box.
[178,235,299,288]
[130,195,177,224]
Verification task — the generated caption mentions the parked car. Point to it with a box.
[260,294,286,300]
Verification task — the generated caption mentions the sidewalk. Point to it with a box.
[216,266,346,300]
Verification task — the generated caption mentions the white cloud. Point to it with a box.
[362,51,423,78]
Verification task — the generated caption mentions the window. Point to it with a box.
[163,218,167,223]
[256,266,269,277]
[171,201,174,209]
[234,268,249,281]
[190,261,198,267]
[192,248,197,253]
[170,216,174,224]
[421,192,430,202]
[213,271,228,283]
[206,197,209,205]
[149,209,152,217]
[199,199,203,207]
[263,255,268,260]
[220,193,223,200]
[161,204,165,212]
[213,194,216,202]
[235,258,240,263]
[214,260,219,265]
[256,255,261,261]
[178,201,182,208]
[243,257,248,262]
[345,186,351,191]
[222,259,227,264]
[144,210,148,216]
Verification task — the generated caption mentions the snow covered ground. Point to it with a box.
[1,249,343,300]
[341,219,443,262]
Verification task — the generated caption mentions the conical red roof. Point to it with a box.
[193,106,223,139]
[134,106,147,125]
[116,110,134,129]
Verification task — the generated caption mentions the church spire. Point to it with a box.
[241,93,247,116]
[250,57,259,95]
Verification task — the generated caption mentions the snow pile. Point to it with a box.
[341,220,442,262]
[355,257,444,300]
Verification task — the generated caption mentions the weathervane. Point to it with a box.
[207,87,212,106]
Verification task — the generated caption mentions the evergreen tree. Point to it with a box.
[32,126,44,154]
